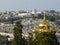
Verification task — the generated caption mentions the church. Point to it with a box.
[32,11,56,35]
[32,11,59,45]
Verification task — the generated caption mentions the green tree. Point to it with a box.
[28,33,33,45]
[33,32,59,45]
[13,21,23,45]
[5,36,9,45]
[22,37,28,45]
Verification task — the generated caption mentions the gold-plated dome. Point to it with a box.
[32,26,38,33]
[32,21,38,33]
[39,11,50,26]
[39,11,50,31]
[33,11,50,33]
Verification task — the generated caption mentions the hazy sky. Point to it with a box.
[0,0,60,11]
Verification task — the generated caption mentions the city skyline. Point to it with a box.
[0,0,60,11]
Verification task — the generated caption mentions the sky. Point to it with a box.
[0,0,60,11]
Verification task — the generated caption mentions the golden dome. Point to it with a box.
[39,11,50,31]
[39,11,50,27]
[32,26,38,33]
[32,11,50,33]
[32,21,38,33]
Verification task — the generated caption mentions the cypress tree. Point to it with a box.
[13,21,23,45]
